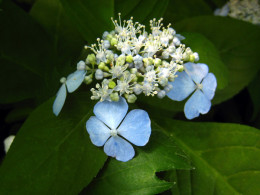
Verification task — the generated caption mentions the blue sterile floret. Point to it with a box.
[86,97,151,162]
[167,62,217,119]
[53,69,86,116]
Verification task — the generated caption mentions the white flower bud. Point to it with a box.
[77,60,86,70]
[157,90,166,99]
[133,84,143,95]
[95,69,104,80]
[4,135,15,153]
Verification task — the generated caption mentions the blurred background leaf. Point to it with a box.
[248,72,260,121]
[0,0,56,104]
[156,119,260,195]
[0,92,107,194]
[30,0,85,74]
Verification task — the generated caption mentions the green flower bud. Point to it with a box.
[130,68,137,74]
[110,92,119,101]
[103,66,110,72]
[189,54,195,62]
[98,62,106,70]
[126,55,133,63]
[108,80,116,89]
[154,58,162,67]
[131,74,138,82]
[143,57,153,67]
[127,94,137,103]
[84,75,92,84]
[177,65,184,72]
[86,54,96,65]
[106,34,113,41]
[182,53,190,61]
[110,38,118,46]
[116,55,126,66]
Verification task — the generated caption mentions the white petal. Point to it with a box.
[118,109,151,146]
[202,73,217,100]
[86,116,111,146]
[104,136,135,162]
[66,70,86,93]
[53,84,67,116]
[184,62,209,84]
[184,90,211,119]
[167,71,196,101]
[94,97,128,129]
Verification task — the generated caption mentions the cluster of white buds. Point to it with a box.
[83,13,199,103]
[214,0,260,25]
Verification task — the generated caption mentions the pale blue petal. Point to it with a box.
[104,136,135,162]
[53,84,66,116]
[184,62,209,84]
[94,97,128,129]
[86,116,111,146]
[184,90,211,120]
[117,109,151,146]
[167,71,196,101]
[66,70,86,93]
[202,73,217,100]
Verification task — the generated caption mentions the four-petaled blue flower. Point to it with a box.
[167,62,217,119]
[53,70,86,116]
[86,97,151,162]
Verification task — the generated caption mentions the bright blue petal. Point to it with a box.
[104,136,135,162]
[86,116,111,146]
[167,71,196,101]
[53,84,66,116]
[117,109,151,146]
[184,62,209,84]
[94,97,128,129]
[202,73,217,100]
[66,70,86,93]
[184,90,211,119]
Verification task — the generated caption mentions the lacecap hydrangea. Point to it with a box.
[52,14,217,162]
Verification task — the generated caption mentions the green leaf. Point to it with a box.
[181,32,228,90]
[0,92,107,194]
[155,118,260,195]
[175,16,260,104]
[30,0,85,74]
[59,0,114,43]
[0,0,56,103]
[84,124,191,195]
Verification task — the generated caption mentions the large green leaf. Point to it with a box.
[155,119,260,195]
[0,92,107,194]
[175,16,260,104]
[30,0,85,75]
[0,0,56,103]
[83,123,191,195]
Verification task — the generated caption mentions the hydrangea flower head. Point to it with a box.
[86,97,151,162]
[214,0,260,25]
[167,62,217,119]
